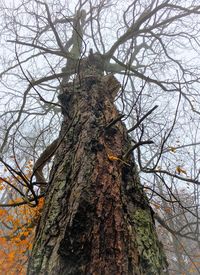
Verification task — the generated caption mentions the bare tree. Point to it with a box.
[0,0,200,274]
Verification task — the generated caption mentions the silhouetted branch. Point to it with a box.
[127,105,158,133]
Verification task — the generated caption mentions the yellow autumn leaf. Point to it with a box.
[8,251,15,261]
[176,166,187,175]
[107,154,130,166]
[169,146,176,153]
[107,154,120,161]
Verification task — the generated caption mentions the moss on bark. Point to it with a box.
[28,61,168,275]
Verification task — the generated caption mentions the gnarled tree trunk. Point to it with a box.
[28,60,168,274]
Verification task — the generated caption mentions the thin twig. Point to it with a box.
[105,114,125,129]
[123,140,153,159]
[127,105,158,133]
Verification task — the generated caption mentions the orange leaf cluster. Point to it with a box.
[0,161,44,274]
[0,198,44,274]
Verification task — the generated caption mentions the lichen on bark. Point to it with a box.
[27,59,168,275]
[132,209,168,274]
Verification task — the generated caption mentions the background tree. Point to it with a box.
[0,0,200,274]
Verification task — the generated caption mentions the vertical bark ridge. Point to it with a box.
[28,65,168,274]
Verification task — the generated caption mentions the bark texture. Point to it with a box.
[28,60,168,274]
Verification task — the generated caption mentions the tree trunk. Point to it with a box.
[27,61,168,274]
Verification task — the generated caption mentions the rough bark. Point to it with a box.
[27,60,168,274]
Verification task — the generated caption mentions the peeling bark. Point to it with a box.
[28,61,168,274]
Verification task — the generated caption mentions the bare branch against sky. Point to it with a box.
[0,0,200,273]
